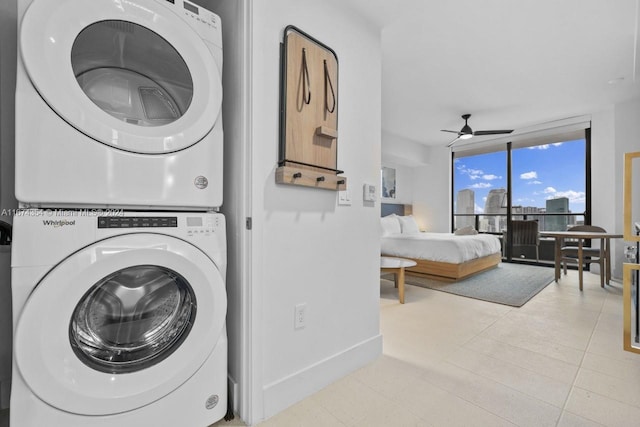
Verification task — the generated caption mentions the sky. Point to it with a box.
[454,139,586,214]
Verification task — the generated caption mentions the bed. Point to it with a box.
[380,206,501,281]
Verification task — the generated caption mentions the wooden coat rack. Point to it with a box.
[276,26,346,191]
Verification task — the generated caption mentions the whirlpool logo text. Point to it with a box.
[42,220,76,228]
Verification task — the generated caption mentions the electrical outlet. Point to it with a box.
[294,303,306,329]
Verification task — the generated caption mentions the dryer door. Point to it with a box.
[14,234,226,416]
[19,0,221,154]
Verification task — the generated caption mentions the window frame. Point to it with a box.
[451,126,592,263]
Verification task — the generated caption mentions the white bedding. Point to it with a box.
[381,232,501,264]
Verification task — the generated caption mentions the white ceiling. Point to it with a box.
[343,0,640,147]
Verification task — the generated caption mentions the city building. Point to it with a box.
[546,197,570,231]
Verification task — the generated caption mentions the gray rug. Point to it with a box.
[403,263,555,307]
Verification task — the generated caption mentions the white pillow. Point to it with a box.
[454,225,478,235]
[380,215,401,236]
[398,215,420,234]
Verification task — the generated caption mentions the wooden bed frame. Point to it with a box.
[380,203,502,281]
[383,252,502,282]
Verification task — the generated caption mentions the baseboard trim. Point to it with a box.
[262,334,382,420]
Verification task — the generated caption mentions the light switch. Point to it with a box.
[338,190,352,206]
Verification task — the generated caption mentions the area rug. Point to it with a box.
[404,263,555,307]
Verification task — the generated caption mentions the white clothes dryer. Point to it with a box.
[10,210,227,427]
[15,0,224,210]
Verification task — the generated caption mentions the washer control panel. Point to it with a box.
[186,215,220,237]
[96,214,222,239]
[98,217,178,229]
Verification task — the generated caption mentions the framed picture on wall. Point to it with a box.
[381,167,396,199]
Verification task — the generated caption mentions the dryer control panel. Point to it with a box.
[161,0,222,48]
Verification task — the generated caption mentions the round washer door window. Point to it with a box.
[70,265,196,374]
[14,234,226,416]
[19,0,222,153]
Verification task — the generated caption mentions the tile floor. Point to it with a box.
[217,268,640,427]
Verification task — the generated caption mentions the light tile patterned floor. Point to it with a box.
[217,269,640,427]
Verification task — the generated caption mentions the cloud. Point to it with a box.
[457,164,504,182]
[527,180,543,185]
[466,169,484,180]
[554,190,586,204]
[543,187,587,204]
[527,143,563,150]
[475,203,484,214]
[470,183,492,189]
[458,166,502,181]
[482,174,501,180]
[520,171,538,180]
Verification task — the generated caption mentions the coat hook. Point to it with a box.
[317,176,325,182]
[293,172,302,178]
[337,179,345,185]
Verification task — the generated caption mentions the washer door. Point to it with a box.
[14,234,226,416]
[19,0,221,154]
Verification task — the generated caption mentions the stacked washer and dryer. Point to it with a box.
[11,0,228,426]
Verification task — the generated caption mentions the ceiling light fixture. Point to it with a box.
[459,133,473,140]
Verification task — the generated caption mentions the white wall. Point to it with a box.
[381,130,430,166]
[0,0,18,413]
[591,108,618,275]
[613,98,640,275]
[381,133,451,232]
[410,146,451,233]
[250,0,382,422]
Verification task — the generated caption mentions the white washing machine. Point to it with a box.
[15,0,224,210]
[10,210,227,426]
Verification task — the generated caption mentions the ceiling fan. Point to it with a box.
[442,114,513,147]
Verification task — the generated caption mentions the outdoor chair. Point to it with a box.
[509,220,540,262]
[561,225,607,289]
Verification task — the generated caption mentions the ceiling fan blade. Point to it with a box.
[473,130,513,136]
[446,137,460,147]
[441,129,460,134]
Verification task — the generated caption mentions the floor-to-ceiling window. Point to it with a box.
[452,151,507,233]
[511,139,587,229]
[452,123,591,264]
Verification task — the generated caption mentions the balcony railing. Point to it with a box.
[453,213,587,264]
